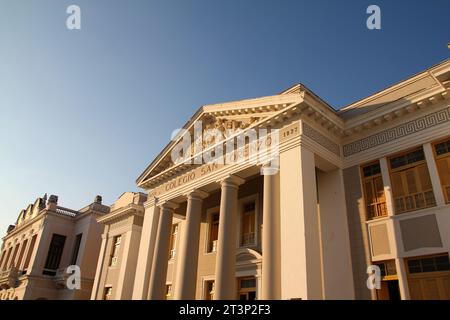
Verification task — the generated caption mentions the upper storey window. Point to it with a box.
[240,201,256,246]
[362,162,387,220]
[389,147,436,214]
[110,235,121,267]
[207,213,219,253]
[433,138,450,203]
[43,234,66,276]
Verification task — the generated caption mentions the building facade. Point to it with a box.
[0,195,109,300]
[91,192,147,300]
[125,59,450,300]
[4,59,449,301]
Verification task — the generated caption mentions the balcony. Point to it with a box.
[0,267,19,289]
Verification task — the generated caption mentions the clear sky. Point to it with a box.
[0,0,449,232]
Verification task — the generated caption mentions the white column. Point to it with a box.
[174,190,208,300]
[261,165,281,299]
[148,201,178,300]
[423,143,446,206]
[115,226,142,299]
[316,169,355,299]
[91,230,109,300]
[395,258,411,300]
[380,157,395,216]
[132,202,160,300]
[214,175,244,300]
[279,144,322,299]
[380,157,410,300]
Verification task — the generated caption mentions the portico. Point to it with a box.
[131,86,355,300]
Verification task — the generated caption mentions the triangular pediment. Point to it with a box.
[136,90,305,187]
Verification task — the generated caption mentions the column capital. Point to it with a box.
[144,195,158,208]
[159,200,179,211]
[260,161,280,176]
[185,190,209,201]
[218,175,245,188]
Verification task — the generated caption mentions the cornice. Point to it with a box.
[97,203,144,225]
[2,211,46,241]
[343,105,450,158]
[342,86,450,136]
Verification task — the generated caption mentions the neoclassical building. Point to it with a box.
[0,195,109,300]
[124,58,450,300]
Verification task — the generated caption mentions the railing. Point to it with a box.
[367,202,388,220]
[394,190,436,214]
[55,206,79,217]
[241,233,255,246]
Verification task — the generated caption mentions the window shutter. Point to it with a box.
[417,164,432,192]
[436,157,450,202]
[405,168,418,194]
[436,158,450,185]
[391,172,405,197]
[374,176,385,203]
[364,180,375,204]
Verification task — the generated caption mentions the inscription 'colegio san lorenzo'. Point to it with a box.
[150,122,300,198]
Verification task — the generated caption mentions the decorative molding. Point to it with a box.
[302,122,341,156]
[343,108,450,157]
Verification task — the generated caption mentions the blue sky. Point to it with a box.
[0,0,449,232]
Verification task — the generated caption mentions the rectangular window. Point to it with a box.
[9,245,19,269]
[433,138,450,203]
[362,162,387,219]
[23,235,37,271]
[240,201,256,246]
[0,250,6,269]
[208,213,220,253]
[406,254,450,274]
[204,280,215,300]
[110,235,121,267]
[70,233,83,265]
[43,234,67,275]
[16,239,28,269]
[238,277,257,300]
[3,247,12,271]
[374,260,397,278]
[104,287,113,300]
[168,224,178,260]
[389,147,436,214]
